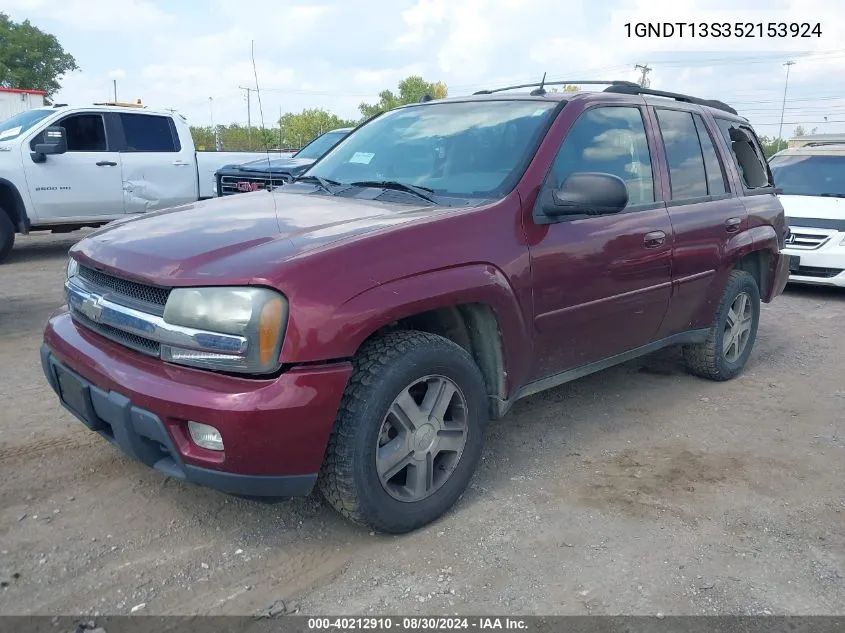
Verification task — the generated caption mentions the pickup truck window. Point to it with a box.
[306,100,559,198]
[655,108,709,199]
[549,106,654,205]
[0,108,52,141]
[295,130,347,160]
[61,114,107,152]
[714,118,773,189]
[119,113,180,152]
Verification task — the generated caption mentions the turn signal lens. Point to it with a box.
[258,296,283,366]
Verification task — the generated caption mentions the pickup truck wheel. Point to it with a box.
[0,209,15,264]
[683,270,760,381]
[319,330,488,534]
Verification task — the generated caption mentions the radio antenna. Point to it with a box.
[250,39,279,220]
[530,72,547,96]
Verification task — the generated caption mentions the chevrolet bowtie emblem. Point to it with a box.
[79,294,105,323]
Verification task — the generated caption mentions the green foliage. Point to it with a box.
[358,75,448,118]
[191,108,356,152]
[0,12,78,97]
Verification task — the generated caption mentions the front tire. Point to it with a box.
[683,270,761,381]
[319,330,489,533]
[0,210,15,264]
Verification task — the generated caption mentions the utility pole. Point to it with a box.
[238,86,253,150]
[778,61,795,152]
[279,105,283,150]
[635,64,652,88]
[113,79,118,102]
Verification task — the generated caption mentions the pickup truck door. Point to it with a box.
[525,104,673,379]
[22,112,124,220]
[111,112,198,213]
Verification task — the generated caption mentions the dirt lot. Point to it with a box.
[0,231,843,616]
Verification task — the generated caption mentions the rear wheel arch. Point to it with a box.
[732,248,773,300]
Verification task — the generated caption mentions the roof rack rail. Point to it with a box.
[473,80,639,95]
[602,84,738,115]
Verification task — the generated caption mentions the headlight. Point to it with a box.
[161,287,288,374]
[66,257,79,279]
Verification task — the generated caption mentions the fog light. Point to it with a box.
[188,421,224,451]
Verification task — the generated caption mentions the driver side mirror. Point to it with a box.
[31,126,67,163]
[541,172,629,220]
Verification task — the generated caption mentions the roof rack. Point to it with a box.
[602,84,738,115]
[473,80,640,95]
[93,99,145,108]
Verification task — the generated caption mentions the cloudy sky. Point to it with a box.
[4,0,845,139]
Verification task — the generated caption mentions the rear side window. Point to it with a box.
[714,118,773,189]
[549,106,655,205]
[655,109,708,199]
[693,115,728,195]
[119,113,179,152]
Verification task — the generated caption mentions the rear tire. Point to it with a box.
[319,330,489,534]
[0,209,14,264]
[683,270,760,381]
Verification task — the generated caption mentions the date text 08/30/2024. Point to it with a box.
[624,22,822,38]
[307,617,528,630]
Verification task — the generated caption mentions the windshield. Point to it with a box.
[306,100,560,198]
[0,109,53,141]
[769,154,845,197]
[294,129,348,160]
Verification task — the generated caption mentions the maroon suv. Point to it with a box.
[41,80,791,533]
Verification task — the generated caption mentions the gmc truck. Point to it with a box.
[0,103,285,262]
[41,81,792,534]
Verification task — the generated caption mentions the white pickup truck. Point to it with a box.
[0,103,284,263]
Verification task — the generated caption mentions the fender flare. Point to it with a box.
[281,263,533,394]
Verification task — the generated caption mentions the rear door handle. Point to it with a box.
[644,230,666,248]
[725,217,742,233]
[96,161,117,167]
[172,160,190,166]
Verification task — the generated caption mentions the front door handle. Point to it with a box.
[725,217,742,233]
[644,230,666,248]
[172,160,190,166]
[96,160,117,167]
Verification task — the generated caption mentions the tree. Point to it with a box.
[548,85,580,93]
[359,75,448,118]
[792,125,806,138]
[189,108,356,152]
[278,108,357,148]
[0,13,78,97]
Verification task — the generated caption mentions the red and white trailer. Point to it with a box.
[0,87,47,122]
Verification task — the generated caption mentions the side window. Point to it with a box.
[35,114,107,152]
[715,118,773,189]
[692,115,728,195]
[655,108,708,199]
[119,113,179,152]
[550,106,654,205]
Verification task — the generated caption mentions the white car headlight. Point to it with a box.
[161,286,288,374]
[66,257,79,279]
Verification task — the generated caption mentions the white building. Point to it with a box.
[0,88,47,121]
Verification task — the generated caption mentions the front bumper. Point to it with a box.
[782,228,845,288]
[42,309,353,497]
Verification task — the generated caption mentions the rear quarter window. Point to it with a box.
[714,118,773,190]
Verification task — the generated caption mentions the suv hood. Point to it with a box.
[779,194,844,221]
[71,189,439,285]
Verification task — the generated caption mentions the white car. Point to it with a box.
[769,144,845,288]
[0,103,285,263]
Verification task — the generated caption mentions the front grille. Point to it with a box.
[786,231,831,250]
[72,311,161,357]
[78,265,170,309]
[219,174,289,196]
[794,265,844,279]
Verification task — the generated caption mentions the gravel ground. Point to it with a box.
[0,232,843,616]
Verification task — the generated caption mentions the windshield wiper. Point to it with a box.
[292,174,342,193]
[818,193,845,198]
[349,180,437,203]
